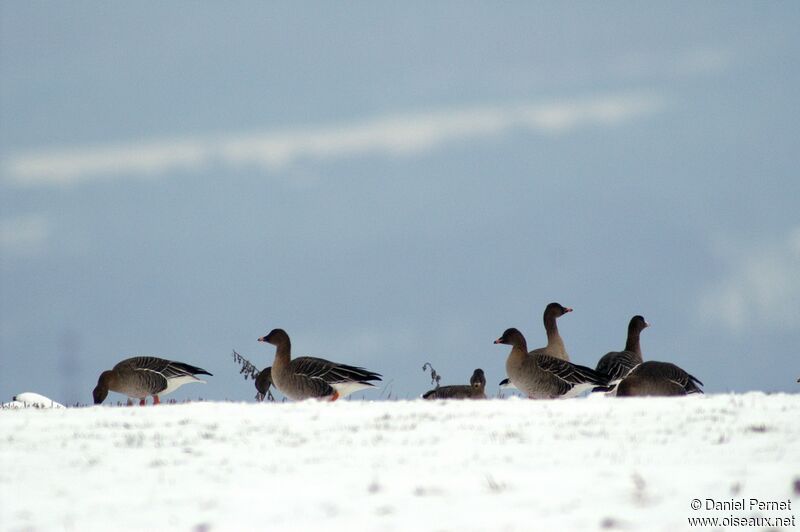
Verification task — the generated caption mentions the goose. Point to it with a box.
[255,366,273,401]
[93,356,212,405]
[258,328,382,401]
[616,375,687,396]
[616,361,703,396]
[530,302,573,361]
[496,303,585,389]
[595,315,649,384]
[494,327,609,398]
[422,368,486,400]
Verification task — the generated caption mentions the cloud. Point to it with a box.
[698,228,800,333]
[0,214,50,256]
[2,93,663,187]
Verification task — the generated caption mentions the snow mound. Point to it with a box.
[2,392,65,409]
[0,393,798,531]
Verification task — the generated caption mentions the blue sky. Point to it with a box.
[1,2,799,404]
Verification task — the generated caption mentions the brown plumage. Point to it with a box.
[616,375,686,396]
[255,367,273,401]
[529,302,573,361]
[258,328,381,401]
[422,369,486,400]
[595,315,649,382]
[616,361,703,397]
[92,356,212,405]
[495,328,609,399]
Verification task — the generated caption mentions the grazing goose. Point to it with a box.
[258,328,382,401]
[422,368,486,400]
[495,328,609,398]
[93,357,212,405]
[530,302,573,361]
[595,315,649,383]
[255,367,273,401]
[617,361,703,397]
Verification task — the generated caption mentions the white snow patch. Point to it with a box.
[2,392,65,409]
[0,394,797,531]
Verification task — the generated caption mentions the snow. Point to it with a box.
[1,393,798,531]
[1,392,64,409]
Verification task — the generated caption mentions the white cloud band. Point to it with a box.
[3,93,663,187]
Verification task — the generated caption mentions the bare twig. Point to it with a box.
[231,350,260,380]
[421,362,442,388]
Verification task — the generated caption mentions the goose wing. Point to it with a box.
[630,361,703,394]
[114,357,170,395]
[115,356,212,396]
[117,356,212,378]
[536,355,610,387]
[596,350,640,381]
[290,356,382,386]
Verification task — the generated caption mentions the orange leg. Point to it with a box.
[139,398,146,406]
[153,395,160,405]
[329,391,340,402]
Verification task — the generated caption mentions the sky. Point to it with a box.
[1,2,799,404]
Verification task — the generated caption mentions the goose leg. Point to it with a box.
[329,391,340,402]
[139,398,146,406]
[153,395,160,405]
[127,398,133,406]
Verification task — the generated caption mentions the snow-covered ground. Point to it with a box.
[1,393,798,531]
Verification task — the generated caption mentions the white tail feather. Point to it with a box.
[330,381,374,398]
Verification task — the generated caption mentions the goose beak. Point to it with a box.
[493,338,502,344]
[257,336,267,343]
[564,307,573,313]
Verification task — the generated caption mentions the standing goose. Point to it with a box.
[616,361,703,397]
[495,328,609,399]
[531,302,573,361]
[93,356,212,405]
[595,315,649,383]
[422,368,486,400]
[258,328,382,401]
[500,302,573,389]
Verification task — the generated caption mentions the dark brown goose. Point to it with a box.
[422,368,486,400]
[616,374,687,396]
[255,367,273,401]
[495,328,609,398]
[616,361,703,396]
[258,328,382,401]
[530,302,573,361]
[595,315,649,383]
[93,356,212,405]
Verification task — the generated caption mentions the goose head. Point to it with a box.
[258,328,290,347]
[92,370,116,404]
[493,327,527,349]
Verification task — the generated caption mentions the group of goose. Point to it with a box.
[91,302,703,405]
